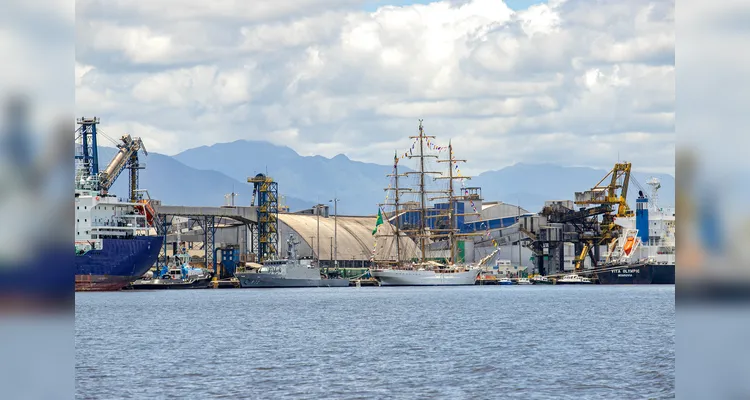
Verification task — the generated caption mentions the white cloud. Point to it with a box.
[75,0,675,175]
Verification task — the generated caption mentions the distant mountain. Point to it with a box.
[97,142,675,216]
[473,163,675,212]
[173,140,403,215]
[97,147,314,211]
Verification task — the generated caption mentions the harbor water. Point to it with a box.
[76,286,674,399]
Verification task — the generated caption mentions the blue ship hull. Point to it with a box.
[596,264,675,284]
[75,236,163,291]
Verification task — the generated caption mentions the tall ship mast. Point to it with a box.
[379,151,413,265]
[431,140,483,265]
[404,120,441,263]
[370,120,480,286]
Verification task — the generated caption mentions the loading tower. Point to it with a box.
[248,173,279,262]
[75,117,101,181]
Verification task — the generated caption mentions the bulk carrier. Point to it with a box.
[74,117,162,291]
[596,178,675,284]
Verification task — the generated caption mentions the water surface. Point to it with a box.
[76,285,674,399]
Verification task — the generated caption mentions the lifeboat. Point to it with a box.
[623,237,635,256]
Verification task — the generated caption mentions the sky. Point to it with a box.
[75,0,675,176]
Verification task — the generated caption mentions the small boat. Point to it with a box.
[516,277,532,285]
[127,252,213,290]
[498,277,514,285]
[530,275,553,285]
[556,274,593,285]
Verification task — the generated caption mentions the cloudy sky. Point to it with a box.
[75,0,674,176]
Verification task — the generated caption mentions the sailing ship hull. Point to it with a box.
[235,272,350,288]
[596,264,675,285]
[370,269,480,286]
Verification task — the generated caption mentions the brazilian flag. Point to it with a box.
[372,208,384,235]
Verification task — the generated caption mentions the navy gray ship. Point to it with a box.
[234,234,349,288]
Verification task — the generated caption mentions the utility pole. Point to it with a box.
[330,237,334,268]
[518,199,522,273]
[310,235,315,260]
[329,198,339,268]
[316,204,320,265]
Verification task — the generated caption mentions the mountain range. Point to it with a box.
[101,140,675,216]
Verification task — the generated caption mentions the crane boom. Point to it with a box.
[98,134,145,192]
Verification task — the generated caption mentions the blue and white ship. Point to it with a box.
[596,177,676,284]
[74,117,163,291]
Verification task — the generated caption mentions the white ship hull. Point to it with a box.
[370,268,480,286]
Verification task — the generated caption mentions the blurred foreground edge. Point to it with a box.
[0,249,73,313]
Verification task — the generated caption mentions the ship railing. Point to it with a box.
[90,222,149,229]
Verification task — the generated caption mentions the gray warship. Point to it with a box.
[235,234,350,288]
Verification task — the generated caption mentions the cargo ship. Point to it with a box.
[74,117,163,291]
[595,178,675,284]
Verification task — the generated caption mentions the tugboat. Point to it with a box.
[516,277,532,285]
[128,252,213,290]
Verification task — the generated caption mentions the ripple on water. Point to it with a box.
[76,286,675,400]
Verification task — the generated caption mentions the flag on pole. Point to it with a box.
[372,208,384,235]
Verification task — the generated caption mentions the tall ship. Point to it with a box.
[234,234,350,288]
[75,117,163,291]
[369,120,481,286]
[596,177,675,284]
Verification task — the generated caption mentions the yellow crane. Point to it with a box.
[574,162,633,243]
[570,162,635,271]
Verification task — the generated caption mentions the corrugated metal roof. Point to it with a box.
[278,214,420,261]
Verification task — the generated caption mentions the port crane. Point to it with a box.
[98,134,148,201]
[525,162,643,274]
[75,117,155,226]
[569,162,651,272]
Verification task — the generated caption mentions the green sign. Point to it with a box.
[457,241,465,263]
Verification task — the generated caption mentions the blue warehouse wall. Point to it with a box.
[387,202,517,235]
[461,216,518,233]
